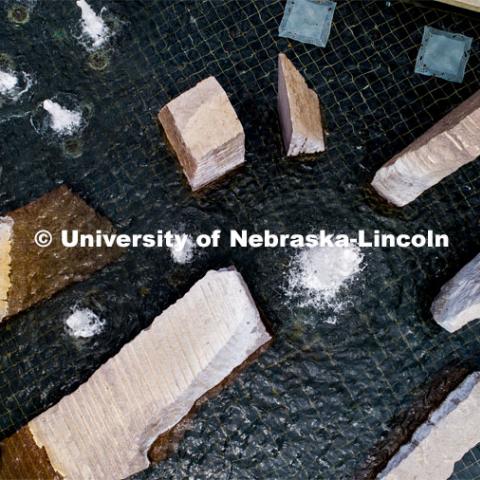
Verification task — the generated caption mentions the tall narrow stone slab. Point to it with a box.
[379,372,480,480]
[158,76,245,191]
[371,90,480,206]
[278,53,325,156]
[0,268,271,480]
[0,186,121,322]
[431,253,480,332]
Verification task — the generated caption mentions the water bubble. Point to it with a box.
[0,58,33,105]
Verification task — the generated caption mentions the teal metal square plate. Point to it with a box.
[415,26,472,83]
[279,0,336,48]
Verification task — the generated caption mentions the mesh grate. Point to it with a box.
[0,1,479,479]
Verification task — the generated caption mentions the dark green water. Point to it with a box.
[0,0,479,478]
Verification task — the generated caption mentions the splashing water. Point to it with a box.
[287,241,365,312]
[42,99,82,135]
[65,308,105,338]
[76,0,109,48]
[0,69,33,102]
[169,234,196,264]
[0,70,17,94]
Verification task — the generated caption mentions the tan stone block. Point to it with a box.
[431,253,480,332]
[379,372,480,480]
[0,186,122,322]
[278,53,325,156]
[158,77,245,191]
[372,90,480,206]
[0,268,271,480]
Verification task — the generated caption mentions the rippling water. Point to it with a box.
[0,1,479,479]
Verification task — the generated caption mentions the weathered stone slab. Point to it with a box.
[378,372,480,480]
[158,76,245,191]
[431,253,480,332]
[0,185,121,322]
[371,90,480,206]
[278,53,325,156]
[435,0,480,12]
[0,268,271,480]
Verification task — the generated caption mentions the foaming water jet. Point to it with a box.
[286,240,365,316]
[76,0,109,49]
[0,71,17,94]
[0,64,33,103]
[42,99,82,135]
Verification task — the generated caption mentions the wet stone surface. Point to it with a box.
[0,1,479,479]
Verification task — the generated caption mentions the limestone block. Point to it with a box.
[378,372,480,480]
[278,53,325,156]
[0,268,271,480]
[158,76,245,191]
[0,186,122,322]
[435,0,480,12]
[431,253,480,332]
[371,90,480,206]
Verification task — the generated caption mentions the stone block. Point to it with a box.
[371,90,480,206]
[0,186,122,322]
[431,253,480,332]
[379,372,480,480]
[0,268,271,480]
[158,77,245,191]
[278,53,325,156]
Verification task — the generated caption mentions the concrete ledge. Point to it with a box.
[435,0,480,13]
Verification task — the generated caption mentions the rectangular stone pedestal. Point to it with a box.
[0,268,271,480]
[278,53,325,156]
[379,372,480,480]
[431,253,480,332]
[371,90,480,206]
[158,77,245,191]
[0,186,122,322]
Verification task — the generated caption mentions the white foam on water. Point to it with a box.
[76,0,109,48]
[287,241,364,314]
[65,308,105,338]
[0,70,18,94]
[169,234,196,264]
[0,69,32,102]
[42,99,82,134]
